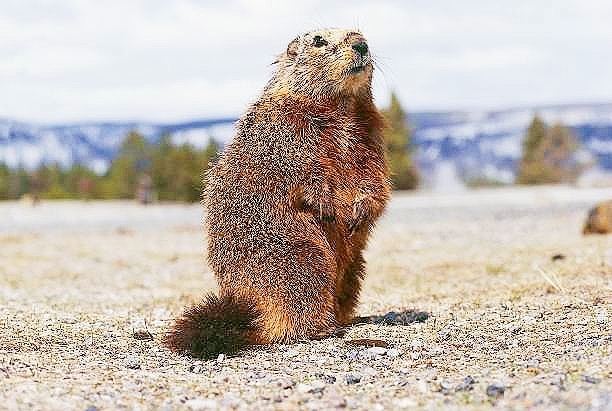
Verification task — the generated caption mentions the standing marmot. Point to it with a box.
[583,200,612,234]
[164,28,391,358]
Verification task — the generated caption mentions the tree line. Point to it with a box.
[0,94,588,202]
[0,132,220,202]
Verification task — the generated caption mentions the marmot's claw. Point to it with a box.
[321,214,336,223]
[319,201,336,223]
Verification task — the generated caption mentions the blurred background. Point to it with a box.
[1,0,611,202]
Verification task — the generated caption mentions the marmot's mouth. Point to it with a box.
[349,65,366,74]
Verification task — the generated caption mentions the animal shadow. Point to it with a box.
[352,309,430,326]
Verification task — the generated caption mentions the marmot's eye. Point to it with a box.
[313,35,328,47]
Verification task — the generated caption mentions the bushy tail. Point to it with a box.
[163,293,261,359]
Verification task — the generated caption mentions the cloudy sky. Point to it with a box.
[1,0,611,123]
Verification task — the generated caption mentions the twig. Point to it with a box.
[535,265,567,293]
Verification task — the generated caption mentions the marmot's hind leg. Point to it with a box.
[255,239,339,343]
[336,254,366,325]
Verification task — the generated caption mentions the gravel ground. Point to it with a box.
[1,185,611,410]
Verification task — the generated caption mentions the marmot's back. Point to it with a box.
[165,28,391,358]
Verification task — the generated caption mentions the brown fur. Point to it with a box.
[164,28,391,358]
[583,200,612,234]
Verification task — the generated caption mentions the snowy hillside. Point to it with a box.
[0,119,235,174]
[1,103,611,185]
[410,103,612,185]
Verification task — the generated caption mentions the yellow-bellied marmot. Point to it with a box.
[164,28,391,358]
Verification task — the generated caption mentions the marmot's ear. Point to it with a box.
[286,37,299,59]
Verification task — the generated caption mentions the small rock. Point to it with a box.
[123,355,141,370]
[410,338,423,349]
[360,367,377,378]
[189,362,205,374]
[284,349,300,358]
[184,398,219,410]
[394,397,417,408]
[387,348,402,358]
[551,253,566,261]
[551,374,566,389]
[383,311,399,323]
[345,349,358,361]
[398,367,410,376]
[416,380,428,394]
[582,375,601,384]
[366,346,388,356]
[132,329,153,341]
[315,373,336,384]
[486,383,506,398]
[345,373,362,385]
[437,328,451,341]
[439,380,453,395]
[296,383,314,394]
[216,353,225,363]
[84,407,99,411]
[456,376,475,392]
[326,392,347,408]
[220,394,242,408]
[310,380,326,394]
[274,377,295,389]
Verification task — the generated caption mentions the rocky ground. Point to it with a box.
[1,186,611,410]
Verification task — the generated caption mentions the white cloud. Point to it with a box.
[1,0,611,122]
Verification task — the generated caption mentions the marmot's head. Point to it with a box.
[269,28,374,99]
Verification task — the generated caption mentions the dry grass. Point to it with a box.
[1,186,611,410]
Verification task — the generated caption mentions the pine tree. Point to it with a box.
[380,92,419,190]
[517,115,580,184]
[101,131,151,199]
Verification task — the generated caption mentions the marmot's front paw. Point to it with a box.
[291,185,336,223]
[348,195,370,235]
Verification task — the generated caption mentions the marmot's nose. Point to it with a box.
[352,41,369,57]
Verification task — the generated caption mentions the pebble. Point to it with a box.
[296,383,315,394]
[184,398,219,410]
[274,377,295,389]
[123,355,141,370]
[394,397,417,408]
[456,376,475,391]
[346,349,359,361]
[345,373,362,385]
[361,367,377,378]
[439,380,453,395]
[310,380,326,394]
[437,328,452,341]
[486,383,506,398]
[365,346,388,358]
[315,373,336,384]
[387,348,402,358]
[132,329,153,341]
[581,375,601,384]
[189,362,204,374]
[220,394,242,408]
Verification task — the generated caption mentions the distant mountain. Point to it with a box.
[410,103,612,186]
[0,118,236,174]
[1,103,611,186]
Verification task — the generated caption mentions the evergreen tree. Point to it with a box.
[517,115,580,184]
[380,92,419,190]
[101,131,150,199]
[517,115,547,183]
[0,164,10,200]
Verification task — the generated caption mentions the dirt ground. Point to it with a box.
[1,185,611,410]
